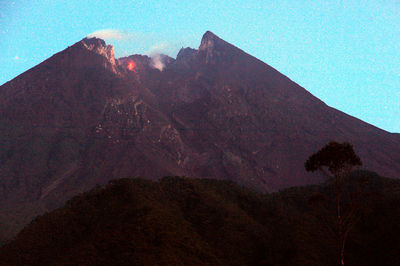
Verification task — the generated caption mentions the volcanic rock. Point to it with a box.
[0,31,399,242]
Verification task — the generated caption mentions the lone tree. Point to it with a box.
[305,141,362,266]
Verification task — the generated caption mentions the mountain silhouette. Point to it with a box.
[0,31,399,241]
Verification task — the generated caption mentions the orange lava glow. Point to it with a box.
[127,61,136,71]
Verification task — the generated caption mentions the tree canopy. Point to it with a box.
[305,141,362,175]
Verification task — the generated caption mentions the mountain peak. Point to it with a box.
[198,31,244,64]
[78,37,116,65]
[2,29,400,245]
[199,31,223,51]
[82,37,107,47]
[202,31,219,40]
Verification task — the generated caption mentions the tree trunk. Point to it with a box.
[335,174,345,266]
[340,239,345,266]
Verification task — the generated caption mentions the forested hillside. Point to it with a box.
[1,171,399,265]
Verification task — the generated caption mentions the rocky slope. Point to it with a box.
[0,31,399,241]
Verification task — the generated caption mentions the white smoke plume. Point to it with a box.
[150,54,164,71]
[148,43,170,71]
[87,29,130,41]
[86,30,180,70]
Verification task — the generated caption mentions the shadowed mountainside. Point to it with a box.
[0,31,399,241]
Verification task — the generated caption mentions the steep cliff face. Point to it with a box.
[0,31,399,242]
[80,37,116,64]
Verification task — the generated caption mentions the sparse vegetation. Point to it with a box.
[305,141,363,265]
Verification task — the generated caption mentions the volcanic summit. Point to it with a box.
[0,31,399,241]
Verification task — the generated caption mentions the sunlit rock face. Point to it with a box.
[0,31,399,242]
[81,37,116,65]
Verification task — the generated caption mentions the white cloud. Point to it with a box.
[87,29,130,41]
[13,56,19,60]
[148,42,170,54]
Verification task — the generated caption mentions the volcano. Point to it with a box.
[0,31,399,241]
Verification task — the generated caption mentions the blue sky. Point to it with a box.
[1,0,399,132]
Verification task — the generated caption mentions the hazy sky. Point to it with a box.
[1,0,399,132]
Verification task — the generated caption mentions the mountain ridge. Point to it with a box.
[0,31,399,242]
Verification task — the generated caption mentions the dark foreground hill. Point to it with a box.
[1,171,399,265]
